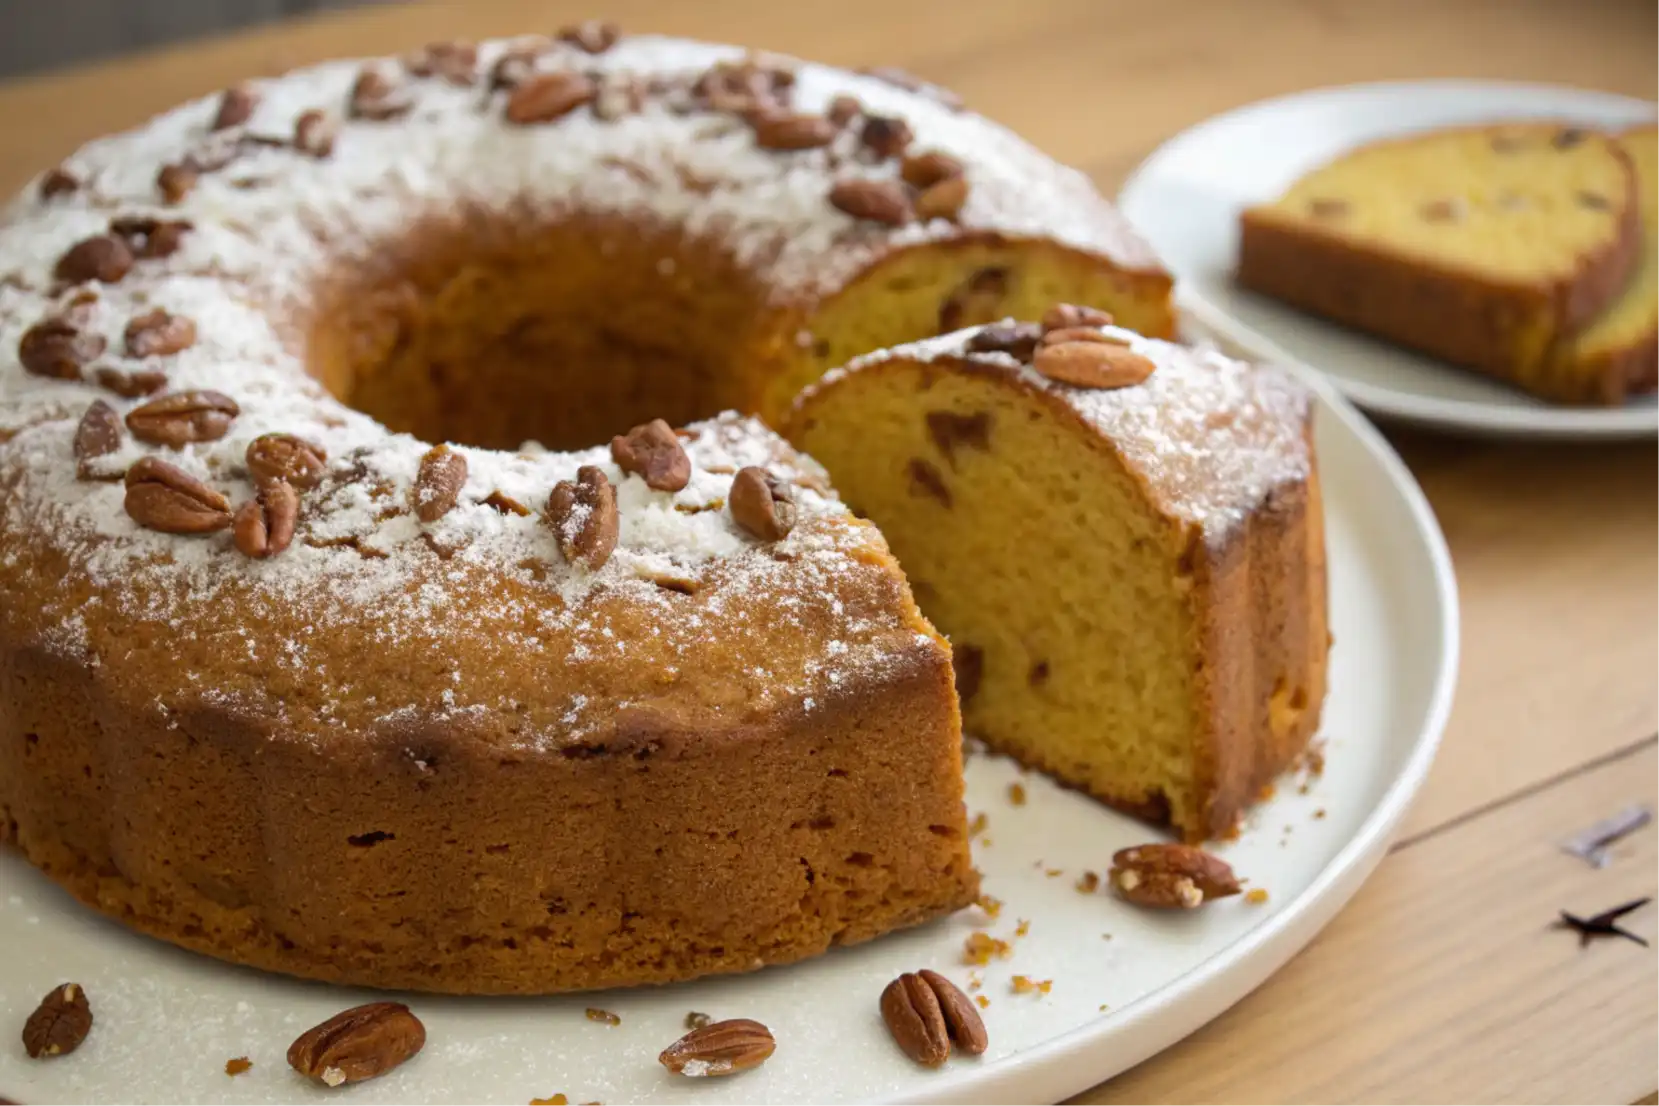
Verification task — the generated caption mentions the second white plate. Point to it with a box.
[1119,79,1659,439]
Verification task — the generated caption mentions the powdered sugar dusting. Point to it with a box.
[820,321,1314,539]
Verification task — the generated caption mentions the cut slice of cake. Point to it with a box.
[1548,124,1658,401]
[786,307,1329,842]
[1237,122,1644,404]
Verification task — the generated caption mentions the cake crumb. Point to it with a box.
[1258,781,1276,801]
[968,811,989,837]
[530,1096,569,1105]
[1007,782,1026,806]
[975,994,990,1008]
[1246,888,1269,904]
[1011,975,1052,995]
[585,1007,621,1026]
[1101,932,1113,941]
[684,1011,711,1030]
[1075,871,1100,893]
[1098,1003,1109,1011]
[963,931,1012,965]
[1044,867,1063,878]
[975,893,1003,920]
[1014,918,1030,938]
[967,971,983,992]
[1313,808,1327,820]
[224,1057,252,1077]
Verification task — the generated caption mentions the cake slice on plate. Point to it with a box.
[1236,121,1646,404]
[788,306,1329,842]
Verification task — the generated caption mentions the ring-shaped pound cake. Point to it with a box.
[0,28,1172,994]
[788,307,1329,842]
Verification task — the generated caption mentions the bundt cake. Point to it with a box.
[0,26,1180,994]
[787,307,1329,842]
[1237,121,1649,405]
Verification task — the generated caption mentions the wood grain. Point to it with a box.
[0,0,1652,1101]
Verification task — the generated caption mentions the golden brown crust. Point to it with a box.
[0,624,976,993]
[1188,416,1328,840]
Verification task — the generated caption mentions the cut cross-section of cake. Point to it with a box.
[1236,121,1645,404]
[787,307,1329,842]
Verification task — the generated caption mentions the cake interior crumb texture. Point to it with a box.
[788,326,1329,841]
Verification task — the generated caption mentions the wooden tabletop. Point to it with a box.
[2,0,1654,1101]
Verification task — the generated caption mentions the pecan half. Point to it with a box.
[22,983,92,1059]
[901,150,964,189]
[966,322,1041,362]
[611,418,691,491]
[211,84,259,130]
[40,167,80,200]
[546,465,619,570]
[110,216,191,259]
[880,969,986,1067]
[752,111,837,150]
[73,400,123,480]
[658,1018,775,1077]
[94,366,169,398]
[19,317,105,380]
[556,20,621,54]
[828,178,913,225]
[406,40,478,85]
[294,110,338,158]
[156,162,199,204]
[1110,843,1240,909]
[125,390,240,447]
[505,71,597,124]
[860,114,914,158]
[412,444,467,522]
[124,308,197,358]
[729,466,796,540]
[55,234,134,285]
[124,457,232,534]
[233,480,299,558]
[1041,303,1114,332]
[246,432,328,489]
[879,972,949,1066]
[1032,341,1156,390]
[915,175,968,221]
[349,67,413,121]
[287,1001,426,1087]
[827,94,863,126]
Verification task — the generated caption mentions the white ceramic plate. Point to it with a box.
[1119,80,1659,439]
[0,377,1458,1105]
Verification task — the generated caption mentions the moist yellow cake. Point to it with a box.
[1238,121,1646,404]
[1549,125,1658,400]
[0,27,1182,994]
[788,308,1329,841]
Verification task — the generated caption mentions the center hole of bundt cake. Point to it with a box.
[301,214,770,450]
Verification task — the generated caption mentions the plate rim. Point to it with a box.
[892,369,1462,1104]
[1117,77,1659,441]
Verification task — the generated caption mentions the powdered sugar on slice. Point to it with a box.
[817,321,1314,540]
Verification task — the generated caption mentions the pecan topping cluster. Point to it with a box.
[960,302,1159,391]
